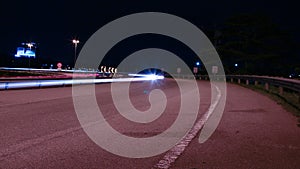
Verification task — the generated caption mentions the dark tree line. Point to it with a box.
[214,13,299,76]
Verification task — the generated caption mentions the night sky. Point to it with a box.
[0,0,299,66]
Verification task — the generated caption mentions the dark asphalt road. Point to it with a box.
[171,83,300,169]
[0,79,299,169]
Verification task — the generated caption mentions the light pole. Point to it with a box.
[72,39,79,69]
[27,43,33,68]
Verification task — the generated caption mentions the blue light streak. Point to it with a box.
[0,77,164,90]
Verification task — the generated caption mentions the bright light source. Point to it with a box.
[234,63,238,67]
[148,74,164,80]
[148,74,157,80]
[27,43,33,49]
[196,62,200,66]
[128,74,164,80]
[156,75,164,80]
[72,39,79,44]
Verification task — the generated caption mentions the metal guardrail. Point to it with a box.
[172,74,300,94]
[224,75,300,93]
[222,75,300,106]
[194,74,300,104]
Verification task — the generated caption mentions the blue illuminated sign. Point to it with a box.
[14,43,36,58]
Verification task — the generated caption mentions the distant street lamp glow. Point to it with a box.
[196,61,200,66]
[72,39,79,44]
[72,39,80,68]
[234,63,238,67]
[27,43,33,49]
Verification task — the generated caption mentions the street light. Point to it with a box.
[27,43,33,49]
[72,39,79,68]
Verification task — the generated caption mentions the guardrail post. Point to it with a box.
[238,79,241,84]
[265,83,269,91]
[279,86,283,95]
[231,78,233,83]
[246,80,249,85]
[255,81,258,86]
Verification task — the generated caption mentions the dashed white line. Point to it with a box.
[152,85,222,169]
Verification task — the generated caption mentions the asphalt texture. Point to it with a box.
[0,79,299,169]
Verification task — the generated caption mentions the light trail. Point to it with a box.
[0,76,164,90]
[0,67,97,73]
[128,73,164,80]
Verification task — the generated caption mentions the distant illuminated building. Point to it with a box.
[15,42,37,58]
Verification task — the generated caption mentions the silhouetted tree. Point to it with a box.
[218,13,297,76]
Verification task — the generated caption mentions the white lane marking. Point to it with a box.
[152,85,221,169]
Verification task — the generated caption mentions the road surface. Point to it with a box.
[0,79,299,169]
